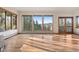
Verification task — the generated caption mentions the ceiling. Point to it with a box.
[6,7,79,13]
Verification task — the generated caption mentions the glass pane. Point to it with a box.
[59,26,64,32]
[76,16,79,27]
[59,18,64,26]
[59,17,65,32]
[23,15,32,31]
[66,26,72,32]
[66,17,72,26]
[0,11,5,31]
[12,15,17,29]
[44,16,52,31]
[6,12,11,30]
[66,17,72,32]
[33,16,42,31]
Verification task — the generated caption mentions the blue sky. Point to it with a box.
[33,16,52,24]
[33,16,42,24]
[44,16,52,23]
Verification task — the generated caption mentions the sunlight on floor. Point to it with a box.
[4,34,79,52]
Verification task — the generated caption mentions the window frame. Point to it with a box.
[76,16,79,28]
[0,8,17,31]
[0,11,6,31]
[12,15,17,29]
[22,15,32,31]
[22,15,53,33]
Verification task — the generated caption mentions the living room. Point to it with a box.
[1,7,79,52]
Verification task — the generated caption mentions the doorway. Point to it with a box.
[58,17,73,34]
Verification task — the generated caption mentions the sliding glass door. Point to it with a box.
[23,15,53,33]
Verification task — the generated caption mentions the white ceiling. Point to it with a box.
[7,7,79,13]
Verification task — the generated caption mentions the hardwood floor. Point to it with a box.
[4,34,79,52]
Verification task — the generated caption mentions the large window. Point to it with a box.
[12,15,17,29]
[76,16,79,28]
[33,16,42,31]
[0,8,17,31]
[6,12,12,30]
[0,9,5,31]
[23,15,32,31]
[44,16,52,31]
[23,15,53,33]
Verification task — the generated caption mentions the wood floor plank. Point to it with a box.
[4,34,79,52]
